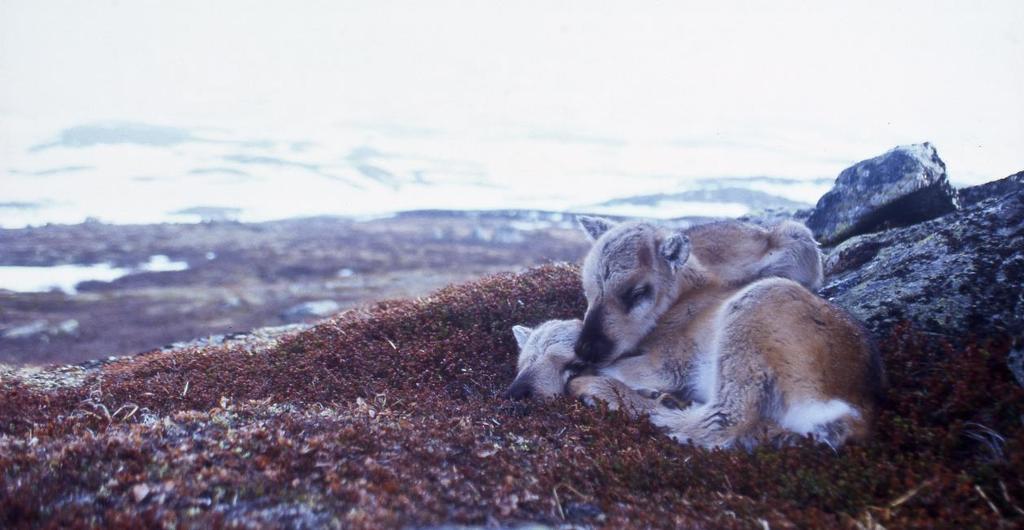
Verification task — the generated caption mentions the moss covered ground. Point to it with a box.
[2,264,1022,528]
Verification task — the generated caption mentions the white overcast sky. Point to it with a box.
[1,0,1022,221]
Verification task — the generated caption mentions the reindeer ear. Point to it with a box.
[659,232,691,272]
[576,216,617,241]
[512,325,533,348]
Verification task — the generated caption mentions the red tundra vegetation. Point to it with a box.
[2,264,1022,528]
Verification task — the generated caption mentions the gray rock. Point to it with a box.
[1009,342,1024,388]
[737,207,811,228]
[807,143,959,246]
[958,170,1024,207]
[281,300,341,321]
[821,186,1023,340]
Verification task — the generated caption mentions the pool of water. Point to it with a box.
[0,255,189,294]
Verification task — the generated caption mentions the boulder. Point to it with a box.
[807,143,959,246]
[821,173,1023,340]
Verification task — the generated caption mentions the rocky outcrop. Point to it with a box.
[820,172,1023,339]
[958,170,1024,207]
[807,143,959,246]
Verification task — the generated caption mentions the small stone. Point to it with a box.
[132,483,150,503]
[475,446,498,458]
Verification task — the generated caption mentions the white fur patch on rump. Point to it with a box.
[779,399,858,435]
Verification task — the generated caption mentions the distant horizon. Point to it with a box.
[2,1,1022,227]
[0,124,1017,228]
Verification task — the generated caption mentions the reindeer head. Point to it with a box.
[574,216,691,365]
[507,320,586,400]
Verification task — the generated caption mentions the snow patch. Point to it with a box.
[0,263,130,294]
[139,255,188,272]
[0,255,190,294]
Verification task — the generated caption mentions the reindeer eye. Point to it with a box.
[621,284,652,311]
[566,360,588,378]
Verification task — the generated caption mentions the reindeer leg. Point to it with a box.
[649,336,771,449]
[567,375,663,418]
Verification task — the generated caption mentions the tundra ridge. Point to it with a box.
[2,264,1021,529]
